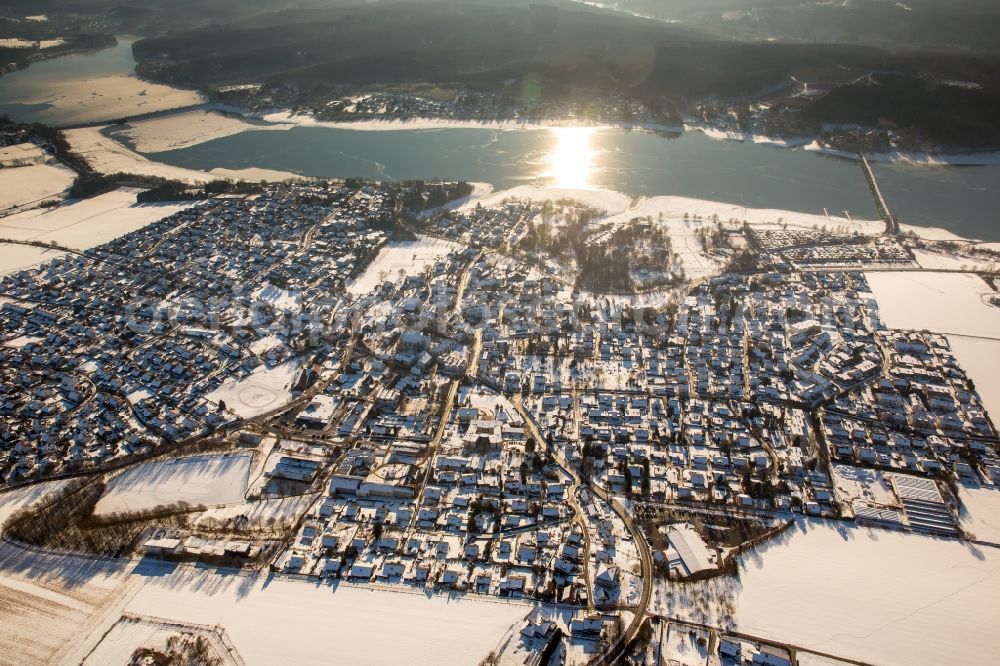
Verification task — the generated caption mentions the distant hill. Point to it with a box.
[575,0,1000,54]
[131,1,1000,98]
[3,0,999,148]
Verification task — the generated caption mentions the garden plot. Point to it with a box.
[123,566,532,666]
[252,284,302,313]
[456,386,520,421]
[652,517,1000,666]
[830,465,898,509]
[82,615,237,666]
[94,453,252,516]
[866,271,1000,338]
[661,624,712,666]
[348,236,460,296]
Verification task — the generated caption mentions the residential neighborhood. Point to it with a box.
[2,2,1000,663]
[1,177,998,666]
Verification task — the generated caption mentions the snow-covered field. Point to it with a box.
[866,271,1000,338]
[796,654,857,666]
[467,187,881,281]
[0,478,72,526]
[912,249,999,272]
[830,464,896,508]
[110,110,295,153]
[64,126,303,184]
[653,518,1000,666]
[617,194,882,236]
[0,188,196,250]
[897,223,970,242]
[0,540,132,666]
[205,359,305,418]
[957,483,1000,545]
[0,536,532,666]
[946,335,1000,421]
[800,140,1000,167]
[252,284,302,313]
[94,453,252,515]
[0,242,66,275]
[0,38,36,48]
[469,187,882,236]
[82,616,233,666]
[421,181,494,215]
[192,495,312,531]
[460,185,630,216]
[348,236,460,296]
[123,568,531,666]
[4,72,203,127]
[0,162,75,210]
[0,142,48,166]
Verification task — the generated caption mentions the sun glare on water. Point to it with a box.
[546,126,596,189]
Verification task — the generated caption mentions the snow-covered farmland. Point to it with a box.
[653,518,1000,666]
[0,38,36,48]
[94,453,252,516]
[0,162,75,211]
[796,654,856,666]
[348,236,460,296]
[123,567,532,666]
[866,271,1000,338]
[0,242,66,275]
[0,188,196,250]
[0,540,131,666]
[0,478,73,526]
[957,483,1000,546]
[0,142,48,165]
[946,335,1000,421]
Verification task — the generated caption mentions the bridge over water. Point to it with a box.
[860,154,899,235]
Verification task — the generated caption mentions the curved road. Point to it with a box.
[511,395,653,665]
